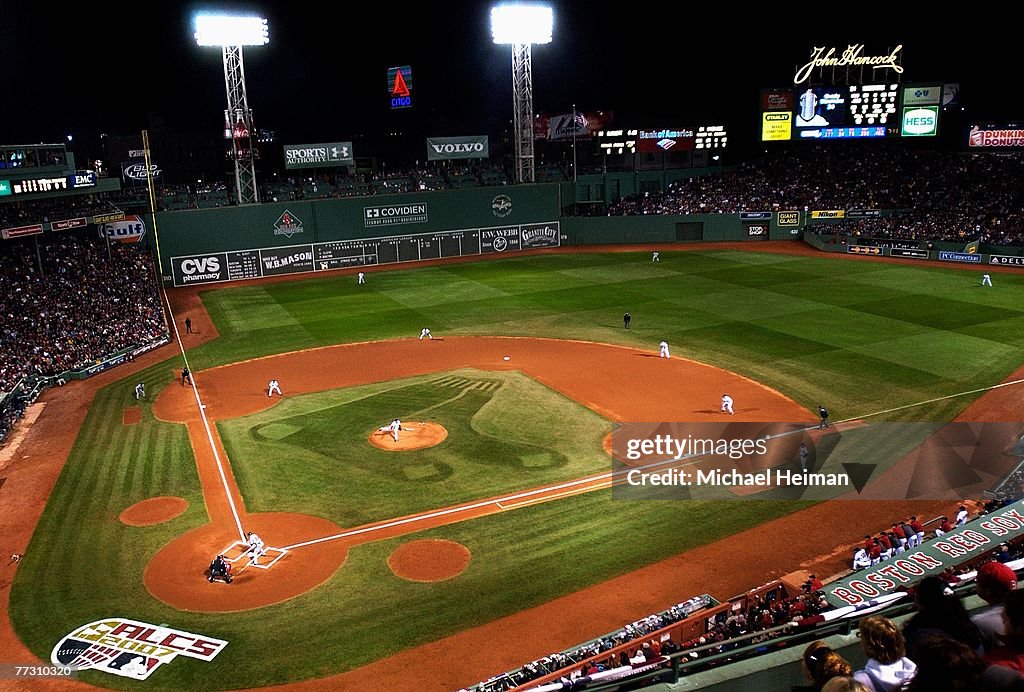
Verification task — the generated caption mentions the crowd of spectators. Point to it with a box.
[474,500,1024,691]
[0,195,124,229]
[0,228,167,441]
[115,162,519,212]
[605,147,1024,248]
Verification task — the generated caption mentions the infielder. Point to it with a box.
[419,328,433,340]
[358,271,366,284]
[721,394,734,415]
[659,340,670,359]
[982,273,993,287]
[246,531,266,566]
[267,379,282,397]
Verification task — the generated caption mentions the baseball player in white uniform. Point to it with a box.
[134,382,145,400]
[358,271,365,284]
[419,328,433,340]
[955,504,969,526]
[659,340,670,358]
[982,273,993,287]
[390,418,402,442]
[267,379,282,397]
[246,531,266,566]
[652,251,660,262]
[721,394,734,415]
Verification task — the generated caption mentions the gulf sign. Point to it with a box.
[99,215,146,244]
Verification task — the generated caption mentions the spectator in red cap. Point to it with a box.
[973,561,1018,653]
[984,590,1024,674]
[935,516,953,538]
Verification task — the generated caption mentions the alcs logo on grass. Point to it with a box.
[52,618,227,681]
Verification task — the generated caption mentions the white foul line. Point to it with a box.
[161,287,247,542]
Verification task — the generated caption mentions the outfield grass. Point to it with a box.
[194,250,1024,421]
[11,249,1024,688]
[220,369,612,524]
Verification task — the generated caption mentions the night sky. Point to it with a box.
[2,2,1020,149]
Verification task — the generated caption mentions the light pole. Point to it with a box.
[194,14,269,205]
[491,4,552,184]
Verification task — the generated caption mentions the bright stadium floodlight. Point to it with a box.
[194,14,269,46]
[491,4,553,184]
[194,13,269,205]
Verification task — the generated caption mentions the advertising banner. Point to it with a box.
[939,251,982,264]
[363,203,428,228]
[636,129,695,153]
[426,136,489,161]
[890,248,928,259]
[811,210,845,219]
[903,85,941,106]
[98,215,147,244]
[1,224,43,239]
[762,112,792,141]
[283,142,354,170]
[990,255,1024,266]
[122,161,162,183]
[969,124,1024,148]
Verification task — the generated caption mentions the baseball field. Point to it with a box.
[6,245,1024,689]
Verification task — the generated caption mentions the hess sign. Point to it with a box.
[387,65,413,109]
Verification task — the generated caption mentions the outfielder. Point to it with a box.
[721,394,734,415]
[659,340,670,359]
[419,328,433,340]
[134,382,146,400]
[267,379,282,397]
[652,251,660,262]
[246,531,266,566]
[358,271,366,284]
[982,273,993,287]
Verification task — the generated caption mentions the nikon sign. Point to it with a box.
[426,136,489,161]
[283,142,354,170]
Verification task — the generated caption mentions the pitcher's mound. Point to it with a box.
[388,539,471,582]
[368,422,447,451]
[119,496,188,526]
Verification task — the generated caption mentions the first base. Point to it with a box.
[503,356,510,361]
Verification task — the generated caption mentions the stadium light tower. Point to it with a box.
[491,4,552,184]
[194,13,269,205]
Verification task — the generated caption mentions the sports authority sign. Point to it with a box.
[364,203,428,228]
[283,142,354,170]
[52,618,227,680]
[426,136,489,161]
[826,502,1024,607]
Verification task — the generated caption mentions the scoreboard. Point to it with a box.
[762,83,938,141]
[170,222,560,286]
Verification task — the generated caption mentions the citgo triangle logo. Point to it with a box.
[391,69,410,97]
